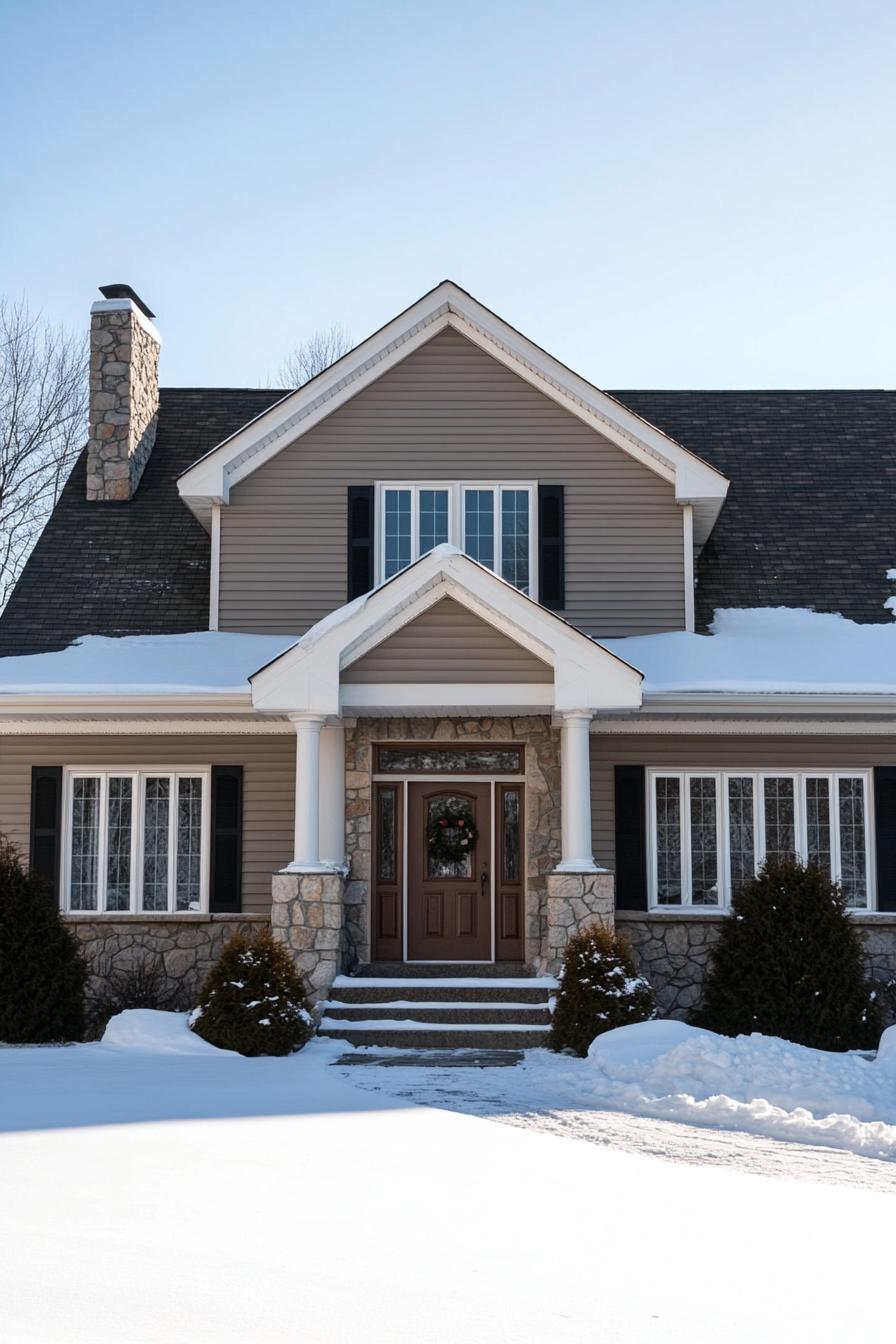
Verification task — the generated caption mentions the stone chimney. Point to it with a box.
[86,284,160,501]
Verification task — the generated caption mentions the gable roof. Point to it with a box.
[1,387,894,659]
[176,281,729,543]
[0,389,284,657]
[249,544,643,716]
[616,390,896,629]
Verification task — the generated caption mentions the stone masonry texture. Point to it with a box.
[619,912,896,1024]
[68,915,267,1011]
[86,305,159,501]
[270,871,347,1006]
[344,715,564,969]
[541,871,615,976]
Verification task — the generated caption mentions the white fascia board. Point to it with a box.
[250,546,643,715]
[341,683,555,712]
[592,715,896,735]
[0,716,293,735]
[640,692,896,714]
[176,281,728,524]
[177,296,453,505]
[0,692,255,717]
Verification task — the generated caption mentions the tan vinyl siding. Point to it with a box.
[0,735,293,915]
[341,597,551,684]
[219,327,685,639]
[592,734,895,871]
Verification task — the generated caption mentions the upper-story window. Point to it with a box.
[377,482,536,593]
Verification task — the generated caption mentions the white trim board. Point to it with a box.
[250,545,644,717]
[177,281,729,542]
[591,716,896,735]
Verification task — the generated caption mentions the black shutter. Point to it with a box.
[210,766,243,913]
[538,484,565,609]
[30,766,63,900]
[347,485,375,600]
[614,764,647,910]
[874,767,896,912]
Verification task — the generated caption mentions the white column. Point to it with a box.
[289,714,328,871]
[557,710,601,872]
[319,723,346,868]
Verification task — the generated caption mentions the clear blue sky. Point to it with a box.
[1,0,893,388]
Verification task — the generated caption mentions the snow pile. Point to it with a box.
[102,1009,237,1055]
[574,1020,896,1158]
[0,631,297,695]
[604,606,896,695]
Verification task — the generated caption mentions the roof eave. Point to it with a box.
[640,691,896,715]
[176,281,730,523]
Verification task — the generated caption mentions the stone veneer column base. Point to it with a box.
[539,871,615,976]
[271,871,346,1006]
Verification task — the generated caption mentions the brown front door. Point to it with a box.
[406,782,492,961]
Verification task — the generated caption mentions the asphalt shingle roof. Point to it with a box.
[614,390,896,630]
[0,386,893,656]
[0,389,284,656]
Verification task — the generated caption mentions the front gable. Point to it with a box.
[341,596,552,684]
[179,281,728,534]
[213,327,697,640]
[249,546,643,717]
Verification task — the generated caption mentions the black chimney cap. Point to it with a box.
[98,284,156,321]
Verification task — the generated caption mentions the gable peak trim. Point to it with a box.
[177,281,728,536]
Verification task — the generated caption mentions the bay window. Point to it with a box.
[377,482,536,593]
[648,770,872,910]
[64,769,209,913]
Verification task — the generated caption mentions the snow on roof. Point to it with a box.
[2,605,896,700]
[0,632,297,695]
[604,607,896,696]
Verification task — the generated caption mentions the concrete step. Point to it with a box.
[357,962,533,979]
[319,1020,550,1050]
[329,976,556,1005]
[321,1002,551,1025]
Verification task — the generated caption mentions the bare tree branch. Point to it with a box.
[0,298,87,611]
[277,322,352,387]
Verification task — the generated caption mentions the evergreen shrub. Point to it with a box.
[693,856,883,1051]
[550,923,656,1057]
[0,835,87,1043]
[190,929,314,1056]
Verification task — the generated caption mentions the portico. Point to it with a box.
[252,546,642,995]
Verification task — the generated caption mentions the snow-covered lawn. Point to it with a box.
[1,1013,894,1343]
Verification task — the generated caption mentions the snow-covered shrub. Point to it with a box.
[189,930,314,1056]
[0,835,87,1043]
[86,955,189,1038]
[693,856,882,1051]
[549,924,656,1057]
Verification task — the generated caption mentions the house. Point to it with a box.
[1,280,895,1044]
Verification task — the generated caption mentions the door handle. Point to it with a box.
[480,870,488,894]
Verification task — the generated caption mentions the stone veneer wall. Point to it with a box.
[344,715,562,968]
[271,871,347,1004]
[86,303,160,501]
[66,914,269,1009]
[618,912,896,1023]
[540,872,615,975]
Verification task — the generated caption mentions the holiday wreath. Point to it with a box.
[427,804,479,865]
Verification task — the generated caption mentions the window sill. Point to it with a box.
[616,908,896,923]
[61,912,269,923]
[630,908,729,922]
